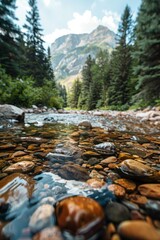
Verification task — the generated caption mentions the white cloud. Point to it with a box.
[44,10,120,45]
[43,0,61,7]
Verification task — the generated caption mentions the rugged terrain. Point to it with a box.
[51,25,116,85]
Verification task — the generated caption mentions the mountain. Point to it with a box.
[51,25,116,81]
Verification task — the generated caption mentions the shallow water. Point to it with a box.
[0,113,160,240]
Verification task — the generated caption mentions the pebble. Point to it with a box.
[105,202,130,223]
[114,178,136,192]
[56,196,104,237]
[100,156,117,166]
[118,220,160,240]
[3,161,35,173]
[108,184,126,198]
[29,204,55,234]
[78,120,92,129]
[58,163,90,181]
[86,178,106,188]
[33,226,64,240]
[119,159,155,177]
[89,169,105,179]
[128,194,148,205]
[138,184,160,199]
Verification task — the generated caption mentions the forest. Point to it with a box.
[0,0,160,110]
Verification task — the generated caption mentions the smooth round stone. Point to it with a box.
[89,169,104,180]
[119,159,154,177]
[58,163,90,181]
[78,120,92,129]
[33,226,64,240]
[118,152,132,160]
[12,155,35,162]
[82,151,100,159]
[10,151,27,158]
[56,196,104,237]
[88,158,100,166]
[108,184,126,198]
[128,194,148,205]
[114,178,136,192]
[86,178,106,188]
[118,220,160,240]
[100,156,117,166]
[29,204,55,234]
[138,184,160,199]
[94,142,116,155]
[105,202,130,223]
[3,161,35,173]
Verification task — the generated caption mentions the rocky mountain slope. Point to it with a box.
[51,25,116,81]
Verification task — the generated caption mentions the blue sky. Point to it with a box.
[16,0,142,46]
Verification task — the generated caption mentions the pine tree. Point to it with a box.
[0,0,21,77]
[24,0,54,86]
[79,55,94,109]
[133,0,160,103]
[108,5,133,107]
[68,78,81,108]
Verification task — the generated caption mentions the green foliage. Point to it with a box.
[68,78,82,108]
[133,0,160,102]
[108,5,133,106]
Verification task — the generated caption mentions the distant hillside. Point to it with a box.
[51,25,116,82]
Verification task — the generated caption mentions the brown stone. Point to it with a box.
[100,156,117,166]
[114,178,136,192]
[58,164,90,181]
[128,194,148,205]
[138,184,160,199]
[118,152,132,160]
[82,151,100,159]
[108,184,126,198]
[86,178,106,188]
[33,226,64,240]
[118,220,160,240]
[56,196,104,237]
[89,169,104,180]
[3,161,35,173]
[10,151,27,158]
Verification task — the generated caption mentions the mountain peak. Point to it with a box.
[51,25,116,80]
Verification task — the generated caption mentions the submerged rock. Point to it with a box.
[118,220,160,240]
[56,196,104,238]
[29,204,55,234]
[58,163,90,181]
[94,142,116,156]
[33,226,64,240]
[3,161,35,173]
[78,120,92,130]
[138,184,160,199]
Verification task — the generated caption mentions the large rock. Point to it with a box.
[0,104,24,122]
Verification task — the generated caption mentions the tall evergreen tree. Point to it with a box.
[24,0,54,86]
[108,5,133,107]
[79,55,94,109]
[68,78,81,108]
[0,0,21,76]
[133,0,160,103]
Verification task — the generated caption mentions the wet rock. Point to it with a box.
[78,120,92,129]
[0,173,34,217]
[118,152,133,160]
[3,161,35,173]
[0,104,25,122]
[86,178,106,188]
[88,157,101,166]
[10,151,27,158]
[94,142,116,156]
[105,202,130,223]
[0,160,7,170]
[108,184,126,198]
[118,159,156,180]
[29,204,55,234]
[114,178,136,192]
[100,156,117,166]
[145,200,160,219]
[33,226,64,240]
[0,144,16,150]
[128,194,148,205]
[82,151,100,160]
[118,220,160,240]
[13,155,35,162]
[46,152,74,163]
[89,169,105,180]
[56,196,104,238]
[138,184,160,199]
[58,164,90,181]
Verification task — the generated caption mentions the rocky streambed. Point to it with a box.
[0,112,160,240]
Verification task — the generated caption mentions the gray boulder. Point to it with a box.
[0,104,25,122]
